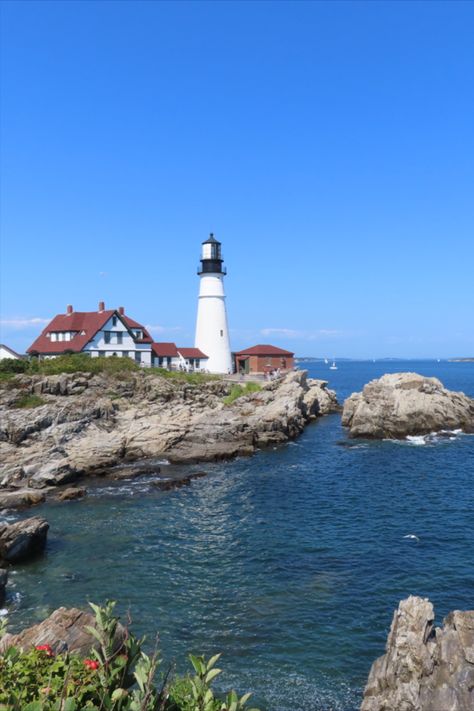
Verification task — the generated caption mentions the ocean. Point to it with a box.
[4,360,474,710]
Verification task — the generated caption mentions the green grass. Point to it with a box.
[145,367,221,384]
[223,381,261,405]
[0,372,15,382]
[13,393,46,409]
[28,353,140,376]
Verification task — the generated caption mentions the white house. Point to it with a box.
[28,303,153,365]
[0,344,23,360]
[27,303,209,371]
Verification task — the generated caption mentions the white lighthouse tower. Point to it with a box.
[194,234,233,374]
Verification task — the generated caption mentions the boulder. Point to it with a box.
[0,606,126,656]
[57,486,87,501]
[342,372,474,439]
[362,595,474,711]
[0,516,49,563]
[0,489,45,509]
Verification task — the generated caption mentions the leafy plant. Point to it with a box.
[0,602,260,711]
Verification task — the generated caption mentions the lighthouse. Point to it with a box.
[194,234,233,374]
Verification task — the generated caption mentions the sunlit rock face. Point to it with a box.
[362,595,474,711]
[342,372,474,439]
[0,370,338,497]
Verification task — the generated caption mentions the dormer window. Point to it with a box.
[134,330,142,339]
[112,316,118,327]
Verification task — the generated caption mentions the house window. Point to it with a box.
[98,351,105,357]
[112,316,117,327]
[134,330,142,339]
[123,351,129,358]
[195,359,200,368]
[50,333,57,342]
[135,352,141,363]
[104,332,111,344]
[116,332,123,345]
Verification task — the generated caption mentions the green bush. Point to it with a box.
[223,383,261,406]
[0,359,28,374]
[0,601,260,711]
[31,354,140,376]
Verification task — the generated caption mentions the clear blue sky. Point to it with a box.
[1,0,473,358]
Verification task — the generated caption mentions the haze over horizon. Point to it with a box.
[1,1,473,359]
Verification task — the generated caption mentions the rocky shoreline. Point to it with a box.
[0,369,339,506]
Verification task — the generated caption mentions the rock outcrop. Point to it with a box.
[0,606,125,656]
[0,517,49,563]
[0,370,338,498]
[0,568,8,605]
[361,595,474,711]
[342,372,474,439]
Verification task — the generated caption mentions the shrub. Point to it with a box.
[0,601,260,711]
[32,354,140,377]
[0,359,28,374]
[223,383,261,406]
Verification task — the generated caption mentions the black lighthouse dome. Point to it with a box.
[198,233,227,275]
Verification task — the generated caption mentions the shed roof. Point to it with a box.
[151,342,179,357]
[178,347,208,359]
[234,344,294,357]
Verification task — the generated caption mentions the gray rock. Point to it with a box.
[0,516,49,563]
[0,606,125,656]
[342,372,474,439]
[0,568,8,605]
[57,486,86,501]
[0,489,46,509]
[361,596,474,711]
[0,370,339,488]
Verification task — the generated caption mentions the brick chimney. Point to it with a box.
[98,301,105,312]
[66,304,73,315]
[118,306,125,315]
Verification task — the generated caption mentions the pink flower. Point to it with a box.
[83,658,100,670]
[35,644,54,657]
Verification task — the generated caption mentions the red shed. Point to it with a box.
[233,345,294,375]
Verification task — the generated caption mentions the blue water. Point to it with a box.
[4,360,474,710]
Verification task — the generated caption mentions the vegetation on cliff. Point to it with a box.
[0,602,259,711]
[0,355,219,384]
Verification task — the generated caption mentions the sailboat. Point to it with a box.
[324,358,328,364]
[329,360,338,370]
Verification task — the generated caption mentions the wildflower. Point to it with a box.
[35,644,54,656]
[83,658,100,670]
[40,686,52,695]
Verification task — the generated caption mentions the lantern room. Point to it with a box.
[198,234,226,275]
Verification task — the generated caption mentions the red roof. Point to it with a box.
[178,347,208,359]
[152,342,179,357]
[27,309,152,354]
[234,344,294,357]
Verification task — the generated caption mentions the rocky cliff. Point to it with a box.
[361,595,474,711]
[342,372,474,439]
[0,370,338,496]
